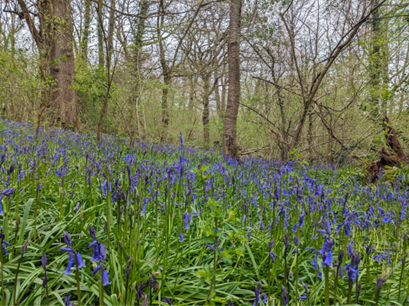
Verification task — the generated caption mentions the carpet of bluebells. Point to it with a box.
[0,120,409,306]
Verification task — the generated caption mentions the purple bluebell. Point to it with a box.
[162,297,172,305]
[88,226,107,262]
[253,282,262,305]
[269,238,277,263]
[41,252,48,287]
[376,278,383,291]
[0,229,10,255]
[60,231,85,274]
[298,280,309,299]
[284,233,289,253]
[346,252,360,282]
[1,188,15,197]
[293,235,299,247]
[282,285,288,306]
[64,295,74,306]
[136,282,144,300]
[206,244,214,250]
[102,269,111,286]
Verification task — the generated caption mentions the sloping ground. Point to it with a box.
[0,120,408,305]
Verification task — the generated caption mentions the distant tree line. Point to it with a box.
[1,0,409,161]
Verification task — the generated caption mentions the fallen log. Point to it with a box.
[383,115,409,163]
[366,116,407,183]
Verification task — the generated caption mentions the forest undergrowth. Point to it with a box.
[0,119,408,306]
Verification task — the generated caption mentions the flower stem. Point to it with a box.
[1,247,4,306]
[12,255,23,305]
[99,269,104,306]
[75,258,81,306]
[324,266,329,306]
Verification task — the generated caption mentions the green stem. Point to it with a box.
[99,268,104,306]
[1,247,4,306]
[324,266,329,306]
[75,257,81,306]
[347,279,353,304]
[12,255,23,305]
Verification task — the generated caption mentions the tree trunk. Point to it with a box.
[223,0,241,159]
[49,0,78,128]
[106,0,115,70]
[158,0,170,143]
[96,0,116,142]
[215,78,222,118]
[97,0,104,70]
[131,0,150,141]
[369,0,382,117]
[160,75,170,142]
[277,89,288,161]
[81,0,91,61]
[202,73,210,149]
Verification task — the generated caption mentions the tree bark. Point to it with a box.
[106,0,115,70]
[97,0,104,70]
[202,73,210,149]
[369,0,382,117]
[131,0,150,141]
[81,0,91,61]
[223,0,241,159]
[49,0,78,128]
[157,0,170,143]
[96,0,116,142]
[160,75,170,142]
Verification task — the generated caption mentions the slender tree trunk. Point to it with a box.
[158,0,170,143]
[106,0,115,70]
[49,0,78,128]
[215,78,221,117]
[131,0,150,141]
[308,113,313,161]
[277,89,288,161]
[369,0,381,117]
[161,74,170,142]
[202,73,210,149]
[81,0,91,61]
[97,0,104,70]
[188,76,195,111]
[223,0,241,159]
[96,0,115,142]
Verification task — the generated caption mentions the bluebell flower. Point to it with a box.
[1,188,15,197]
[345,251,360,282]
[162,297,172,305]
[183,212,191,229]
[0,229,10,255]
[88,226,108,263]
[206,244,214,250]
[102,269,111,286]
[293,235,299,247]
[376,278,383,291]
[179,233,184,242]
[60,231,85,274]
[253,282,262,306]
[268,238,277,263]
[281,285,288,306]
[300,280,309,299]
[64,295,74,306]
[284,233,289,253]
[41,252,48,287]
[319,237,334,268]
